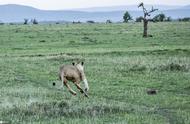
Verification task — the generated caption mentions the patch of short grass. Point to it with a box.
[0,22,190,123]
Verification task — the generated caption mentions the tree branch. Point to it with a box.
[138,3,158,18]
[147,6,158,15]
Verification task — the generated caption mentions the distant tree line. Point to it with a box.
[178,17,190,22]
[135,14,171,22]
[0,13,189,26]
[122,10,190,23]
[135,15,190,22]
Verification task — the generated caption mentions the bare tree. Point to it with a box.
[138,3,158,37]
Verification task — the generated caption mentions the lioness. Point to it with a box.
[58,62,89,97]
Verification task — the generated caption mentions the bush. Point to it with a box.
[136,16,144,22]
[106,20,112,23]
[72,21,81,24]
[32,19,38,24]
[178,17,190,22]
[157,63,188,72]
[153,13,166,22]
[87,20,95,23]
[165,17,172,22]
[9,23,16,25]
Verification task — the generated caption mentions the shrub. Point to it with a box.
[87,20,95,23]
[153,13,166,22]
[178,17,190,22]
[136,16,144,22]
[106,20,112,23]
[157,63,188,71]
[32,18,38,24]
[165,17,172,22]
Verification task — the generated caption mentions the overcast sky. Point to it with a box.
[0,0,189,10]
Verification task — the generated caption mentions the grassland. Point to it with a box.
[0,22,190,124]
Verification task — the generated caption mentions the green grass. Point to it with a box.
[0,22,190,124]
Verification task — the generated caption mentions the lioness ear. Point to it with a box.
[81,61,84,66]
[72,62,75,66]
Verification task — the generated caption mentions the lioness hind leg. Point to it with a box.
[63,79,77,96]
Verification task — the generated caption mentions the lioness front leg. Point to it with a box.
[74,82,89,98]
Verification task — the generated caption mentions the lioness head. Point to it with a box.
[72,61,84,72]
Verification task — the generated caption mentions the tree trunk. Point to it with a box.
[143,19,148,37]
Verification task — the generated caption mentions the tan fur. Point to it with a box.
[59,62,89,97]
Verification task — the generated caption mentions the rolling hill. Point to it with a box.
[0,4,190,23]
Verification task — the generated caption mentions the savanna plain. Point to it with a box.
[0,22,190,124]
